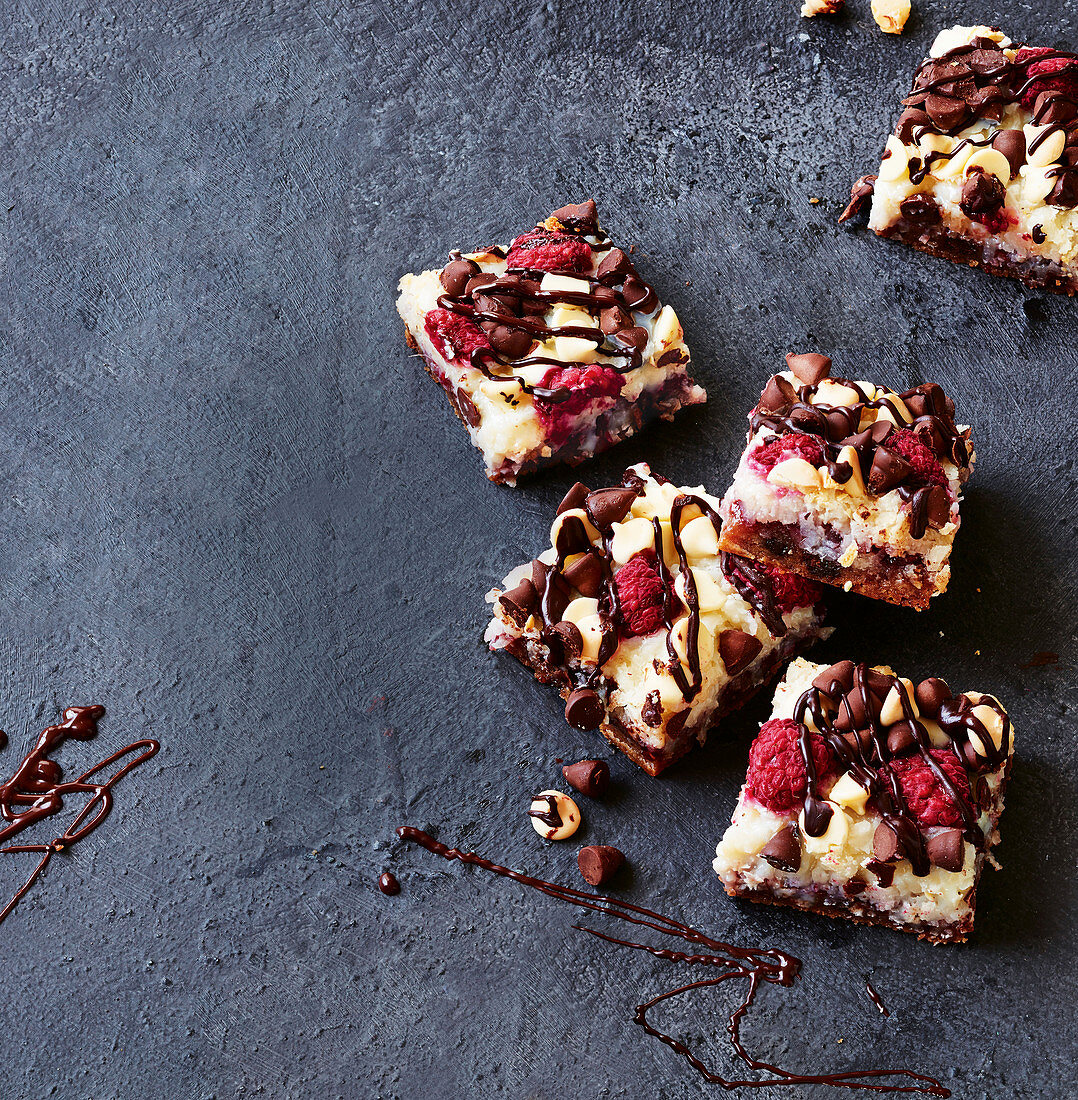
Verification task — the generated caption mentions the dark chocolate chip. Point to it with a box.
[925,93,968,131]
[895,107,932,144]
[464,273,498,298]
[843,876,868,896]
[548,621,583,661]
[591,285,619,307]
[531,558,551,593]
[839,421,893,453]
[550,199,598,231]
[925,828,965,872]
[486,323,533,358]
[456,388,481,427]
[835,689,882,732]
[557,482,591,514]
[440,258,480,297]
[899,194,941,224]
[596,248,635,283]
[886,720,918,756]
[612,325,649,352]
[562,758,610,798]
[960,167,1005,218]
[843,729,873,753]
[599,305,631,335]
[642,690,662,728]
[499,578,537,625]
[718,629,763,675]
[758,374,797,413]
[868,447,914,494]
[864,669,897,697]
[866,859,895,889]
[621,275,657,312]
[760,823,802,873]
[785,351,831,385]
[543,571,572,624]
[914,676,952,717]
[825,408,858,442]
[585,487,637,529]
[924,485,951,529]
[1049,171,1078,209]
[838,174,877,224]
[564,688,605,731]
[577,844,624,887]
[991,129,1026,178]
[562,550,605,598]
[812,660,855,698]
[872,820,902,863]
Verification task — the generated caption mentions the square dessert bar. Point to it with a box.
[713,658,1013,944]
[717,352,974,611]
[484,463,830,775]
[396,200,706,485]
[841,24,1078,295]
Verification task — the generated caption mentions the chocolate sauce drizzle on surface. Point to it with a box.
[379,872,401,896]
[434,206,664,402]
[793,664,1010,875]
[397,826,948,1095]
[866,981,891,1018]
[0,705,159,926]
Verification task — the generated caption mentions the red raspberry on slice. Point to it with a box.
[749,432,825,475]
[506,230,593,273]
[613,550,668,637]
[1015,46,1078,109]
[885,749,970,828]
[424,307,490,361]
[761,565,824,614]
[889,429,947,486]
[534,364,625,445]
[745,718,838,813]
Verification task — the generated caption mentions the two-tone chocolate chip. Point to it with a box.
[562,550,605,598]
[585,487,637,529]
[785,352,831,385]
[499,578,538,625]
[761,823,802,873]
[926,828,964,872]
[719,629,763,675]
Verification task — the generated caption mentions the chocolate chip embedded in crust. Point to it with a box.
[577,844,624,886]
[456,388,481,427]
[868,447,914,494]
[961,167,1005,219]
[991,129,1026,178]
[585,487,637,529]
[548,621,583,661]
[599,305,631,335]
[812,660,855,698]
[872,820,902,863]
[926,828,965,872]
[925,485,951,529]
[899,194,942,225]
[562,758,610,798]
[785,352,832,385]
[440,258,480,297]
[760,823,802,873]
[557,482,591,515]
[758,374,797,413]
[719,629,763,675]
[843,876,868,896]
[499,578,537,625]
[596,247,635,284]
[565,687,605,731]
[886,720,918,756]
[914,676,952,717]
[550,199,598,231]
[562,550,605,598]
[866,858,895,889]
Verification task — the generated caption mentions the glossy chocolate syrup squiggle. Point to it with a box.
[397,826,949,1096]
[0,705,159,926]
[792,665,1009,874]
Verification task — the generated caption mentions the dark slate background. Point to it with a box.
[2,1,1076,1097]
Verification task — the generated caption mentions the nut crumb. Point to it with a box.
[809,197,821,204]
[871,0,910,34]
[800,0,843,15]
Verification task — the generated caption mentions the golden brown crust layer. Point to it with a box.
[718,519,937,611]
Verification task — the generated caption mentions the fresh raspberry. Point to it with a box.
[884,750,970,828]
[613,550,667,637]
[745,718,838,813]
[534,364,625,445]
[749,432,825,475]
[1015,46,1078,110]
[423,307,489,361]
[761,565,824,614]
[889,429,946,486]
[505,229,592,273]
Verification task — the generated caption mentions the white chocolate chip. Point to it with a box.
[678,514,720,559]
[651,305,681,347]
[539,273,591,295]
[879,678,917,726]
[878,136,910,182]
[933,143,974,179]
[575,614,605,663]
[528,790,581,840]
[971,703,1005,751]
[813,380,861,408]
[552,334,598,361]
[871,0,910,34]
[836,444,866,498]
[675,567,725,612]
[800,0,843,15]
[550,304,595,330]
[799,803,850,854]
[964,147,1011,186]
[562,596,600,625]
[829,773,870,815]
[1021,165,1058,204]
[610,516,656,564]
[1027,127,1066,168]
[767,457,823,490]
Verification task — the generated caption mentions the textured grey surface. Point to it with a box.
[2,1,1077,1097]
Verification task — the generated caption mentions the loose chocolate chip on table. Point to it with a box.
[872,821,902,863]
[926,828,965,872]
[761,824,802,873]
[785,352,831,385]
[378,872,401,896]
[991,129,1026,177]
[499,578,537,625]
[439,258,480,296]
[557,482,591,515]
[585,487,638,529]
[868,447,914,494]
[718,629,763,675]
[548,621,583,661]
[565,687,605,731]
[562,758,610,798]
[915,676,952,716]
[562,550,605,598]
[578,844,625,887]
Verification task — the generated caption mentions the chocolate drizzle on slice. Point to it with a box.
[0,706,159,927]
[397,826,949,1096]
